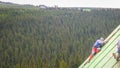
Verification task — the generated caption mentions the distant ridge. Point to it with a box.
[0,1,17,5]
[0,1,116,9]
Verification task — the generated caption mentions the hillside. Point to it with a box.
[0,2,120,68]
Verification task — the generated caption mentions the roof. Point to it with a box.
[79,25,120,68]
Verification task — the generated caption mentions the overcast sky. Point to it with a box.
[1,0,120,8]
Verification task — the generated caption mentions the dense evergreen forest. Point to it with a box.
[0,2,120,68]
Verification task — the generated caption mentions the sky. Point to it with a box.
[1,0,120,8]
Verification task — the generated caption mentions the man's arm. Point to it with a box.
[103,40,108,44]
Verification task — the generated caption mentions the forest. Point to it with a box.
[0,2,120,68]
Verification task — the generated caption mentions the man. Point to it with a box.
[85,37,106,64]
[113,39,120,61]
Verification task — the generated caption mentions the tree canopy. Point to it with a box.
[0,3,120,68]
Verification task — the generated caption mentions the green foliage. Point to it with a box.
[0,4,120,68]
